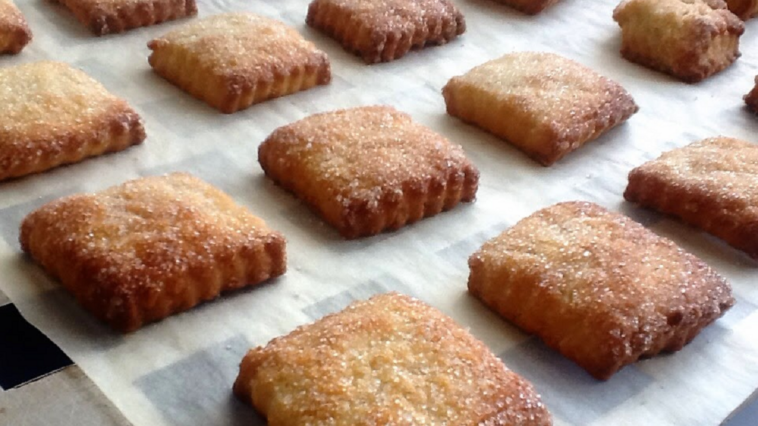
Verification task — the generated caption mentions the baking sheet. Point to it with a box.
[1,0,758,425]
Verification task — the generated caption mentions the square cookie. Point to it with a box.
[258,105,480,239]
[625,137,758,260]
[443,52,638,166]
[613,0,744,83]
[57,0,197,35]
[468,201,734,380]
[148,12,331,114]
[0,61,145,182]
[306,0,465,64]
[234,292,552,425]
[493,0,561,14]
[726,0,758,18]
[20,173,287,332]
[0,0,31,54]
[744,76,758,112]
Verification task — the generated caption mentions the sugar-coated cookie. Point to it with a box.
[306,0,465,63]
[234,292,552,425]
[443,52,638,166]
[468,201,734,380]
[258,106,479,238]
[56,0,197,35]
[148,12,331,113]
[0,0,31,53]
[0,61,145,181]
[625,137,758,259]
[613,0,744,82]
[20,173,287,332]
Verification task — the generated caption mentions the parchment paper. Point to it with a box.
[1,0,758,425]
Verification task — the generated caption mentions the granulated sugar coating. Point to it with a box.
[19,172,286,332]
[306,0,466,63]
[443,52,638,166]
[468,201,734,380]
[613,0,743,82]
[57,0,197,35]
[147,12,331,113]
[0,61,145,181]
[149,13,327,78]
[625,136,758,259]
[258,105,479,238]
[0,0,32,53]
[234,292,552,425]
[491,0,562,15]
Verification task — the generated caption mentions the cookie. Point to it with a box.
[148,12,331,113]
[234,292,552,425]
[442,52,638,166]
[726,0,758,19]
[306,0,465,64]
[0,0,31,53]
[613,0,744,82]
[468,201,734,380]
[625,137,758,260]
[0,61,145,182]
[20,173,287,332]
[492,0,561,14]
[258,106,479,239]
[56,0,197,35]
[744,76,758,112]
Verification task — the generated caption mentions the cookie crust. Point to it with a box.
[468,201,734,380]
[234,293,552,425]
[491,0,561,14]
[744,76,758,113]
[148,13,331,113]
[725,0,758,19]
[0,0,31,54]
[56,0,196,35]
[306,0,465,64]
[0,61,145,182]
[20,173,287,332]
[443,52,638,166]
[625,137,758,260]
[613,0,744,83]
[258,106,479,239]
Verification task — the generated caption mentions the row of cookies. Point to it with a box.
[16,168,738,423]
[0,0,464,61]
[230,196,736,423]
[522,0,758,21]
[3,0,749,84]
[0,26,728,184]
[4,0,754,127]
[17,102,752,331]
[0,0,199,51]
[0,46,607,182]
[4,53,757,254]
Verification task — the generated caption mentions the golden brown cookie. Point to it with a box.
[468,201,734,380]
[148,12,331,113]
[20,173,287,332]
[726,0,758,19]
[442,52,638,166]
[744,76,758,112]
[258,106,479,239]
[0,61,145,182]
[613,0,744,83]
[306,0,465,64]
[56,0,196,35]
[0,0,31,54]
[625,137,758,260]
[492,0,561,14]
[234,292,552,426]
